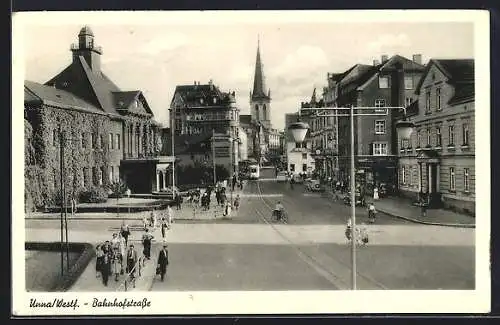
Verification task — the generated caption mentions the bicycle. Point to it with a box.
[272,209,288,224]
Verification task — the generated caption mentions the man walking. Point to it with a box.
[126,244,138,280]
[157,244,169,281]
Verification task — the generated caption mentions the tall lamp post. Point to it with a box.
[289,106,414,290]
[230,137,241,203]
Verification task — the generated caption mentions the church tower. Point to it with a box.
[71,25,102,72]
[250,38,272,130]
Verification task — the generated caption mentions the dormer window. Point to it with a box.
[213,97,217,104]
[200,98,204,104]
[132,100,138,109]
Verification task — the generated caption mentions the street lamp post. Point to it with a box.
[289,106,414,290]
[212,129,217,185]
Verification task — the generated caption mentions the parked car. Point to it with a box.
[277,171,288,182]
[292,174,304,184]
[307,180,325,192]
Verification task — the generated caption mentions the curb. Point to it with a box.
[377,208,475,228]
[323,190,475,229]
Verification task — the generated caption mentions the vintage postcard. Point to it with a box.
[12,10,490,315]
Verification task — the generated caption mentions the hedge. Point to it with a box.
[25,242,96,292]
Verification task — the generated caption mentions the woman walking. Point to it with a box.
[142,228,154,259]
[111,247,122,281]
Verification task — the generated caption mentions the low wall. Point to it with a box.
[25,242,95,292]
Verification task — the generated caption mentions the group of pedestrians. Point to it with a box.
[95,229,134,287]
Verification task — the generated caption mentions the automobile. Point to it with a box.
[277,171,288,182]
[292,174,303,184]
[307,180,325,192]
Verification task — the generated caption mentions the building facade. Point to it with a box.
[168,81,241,178]
[396,59,475,214]
[333,54,425,191]
[24,26,163,206]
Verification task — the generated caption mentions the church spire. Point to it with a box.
[251,37,269,99]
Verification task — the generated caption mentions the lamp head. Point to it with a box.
[288,121,309,143]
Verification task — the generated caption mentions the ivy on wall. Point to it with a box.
[25,104,157,208]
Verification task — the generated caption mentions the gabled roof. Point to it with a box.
[24,80,103,113]
[415,59,474,95]
[171,84,234,108]
[357,55,426,91]
[44,55,154,116]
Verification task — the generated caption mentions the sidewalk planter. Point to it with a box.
[25,242,95,291]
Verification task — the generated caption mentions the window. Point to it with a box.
[90,133,95,149]
[462,123,469,146]
[375,99,386,108]
[448,124,455,146]
[109,133,114,149]
[98,167,104,186]
[290,164,295,172]
[53,130,58,147]
[404,76,414,89]
[425,90,431,113]
[295,142,302,148]
[436,127,442,147]
[401,166,406,184]
[426,128,431,146]
[302,153,307,159]
[373,142,388,156]
[80,133,84,148]
[375,99,386,112]
[417,130,422,148]
[378,76,389,88]
[302,164,307,172]
[464,168,470,192]
[449,167,456,191]
[408,166,413,185]
[109,166,114,182]
[116,134,121,150]
[436,88,442,110]
[405,97,413,107]
[375,120,386,134]
[92,167,97,185]
[99,135,104,149]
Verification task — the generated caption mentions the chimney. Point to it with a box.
[209,79,213,90]
[412,54,422,65]
[381,55,389,63]
[391,61,405,108]
[373,59,380,66]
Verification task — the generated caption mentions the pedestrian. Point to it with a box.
[142,228,154,259]
[111,233,120,250]
[126,244,138,281]
[143,214,148,231]
[368,202,377,223]
[161,217,168,241]
[175,193,182,210]
[232,174,237,191]
[95,244,103,278]
[120,221,130,247]
[373,186,379,201]
[156,244,169,281]
[223,201,232,217]
[118,233,126,274]
[101,251,111,286]
[233,194,240,211]
[111,247,122,281]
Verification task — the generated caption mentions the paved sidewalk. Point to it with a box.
[325,190,474,228]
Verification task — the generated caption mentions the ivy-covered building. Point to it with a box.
[24,26,163,208]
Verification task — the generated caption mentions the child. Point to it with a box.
[359,223,369,246]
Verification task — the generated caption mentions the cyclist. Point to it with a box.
[273,201,285,222]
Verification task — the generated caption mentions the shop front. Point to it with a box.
[356,156,398,194]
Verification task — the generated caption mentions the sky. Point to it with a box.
[20,12,475,130]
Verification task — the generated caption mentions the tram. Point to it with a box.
[249,164,260,180]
